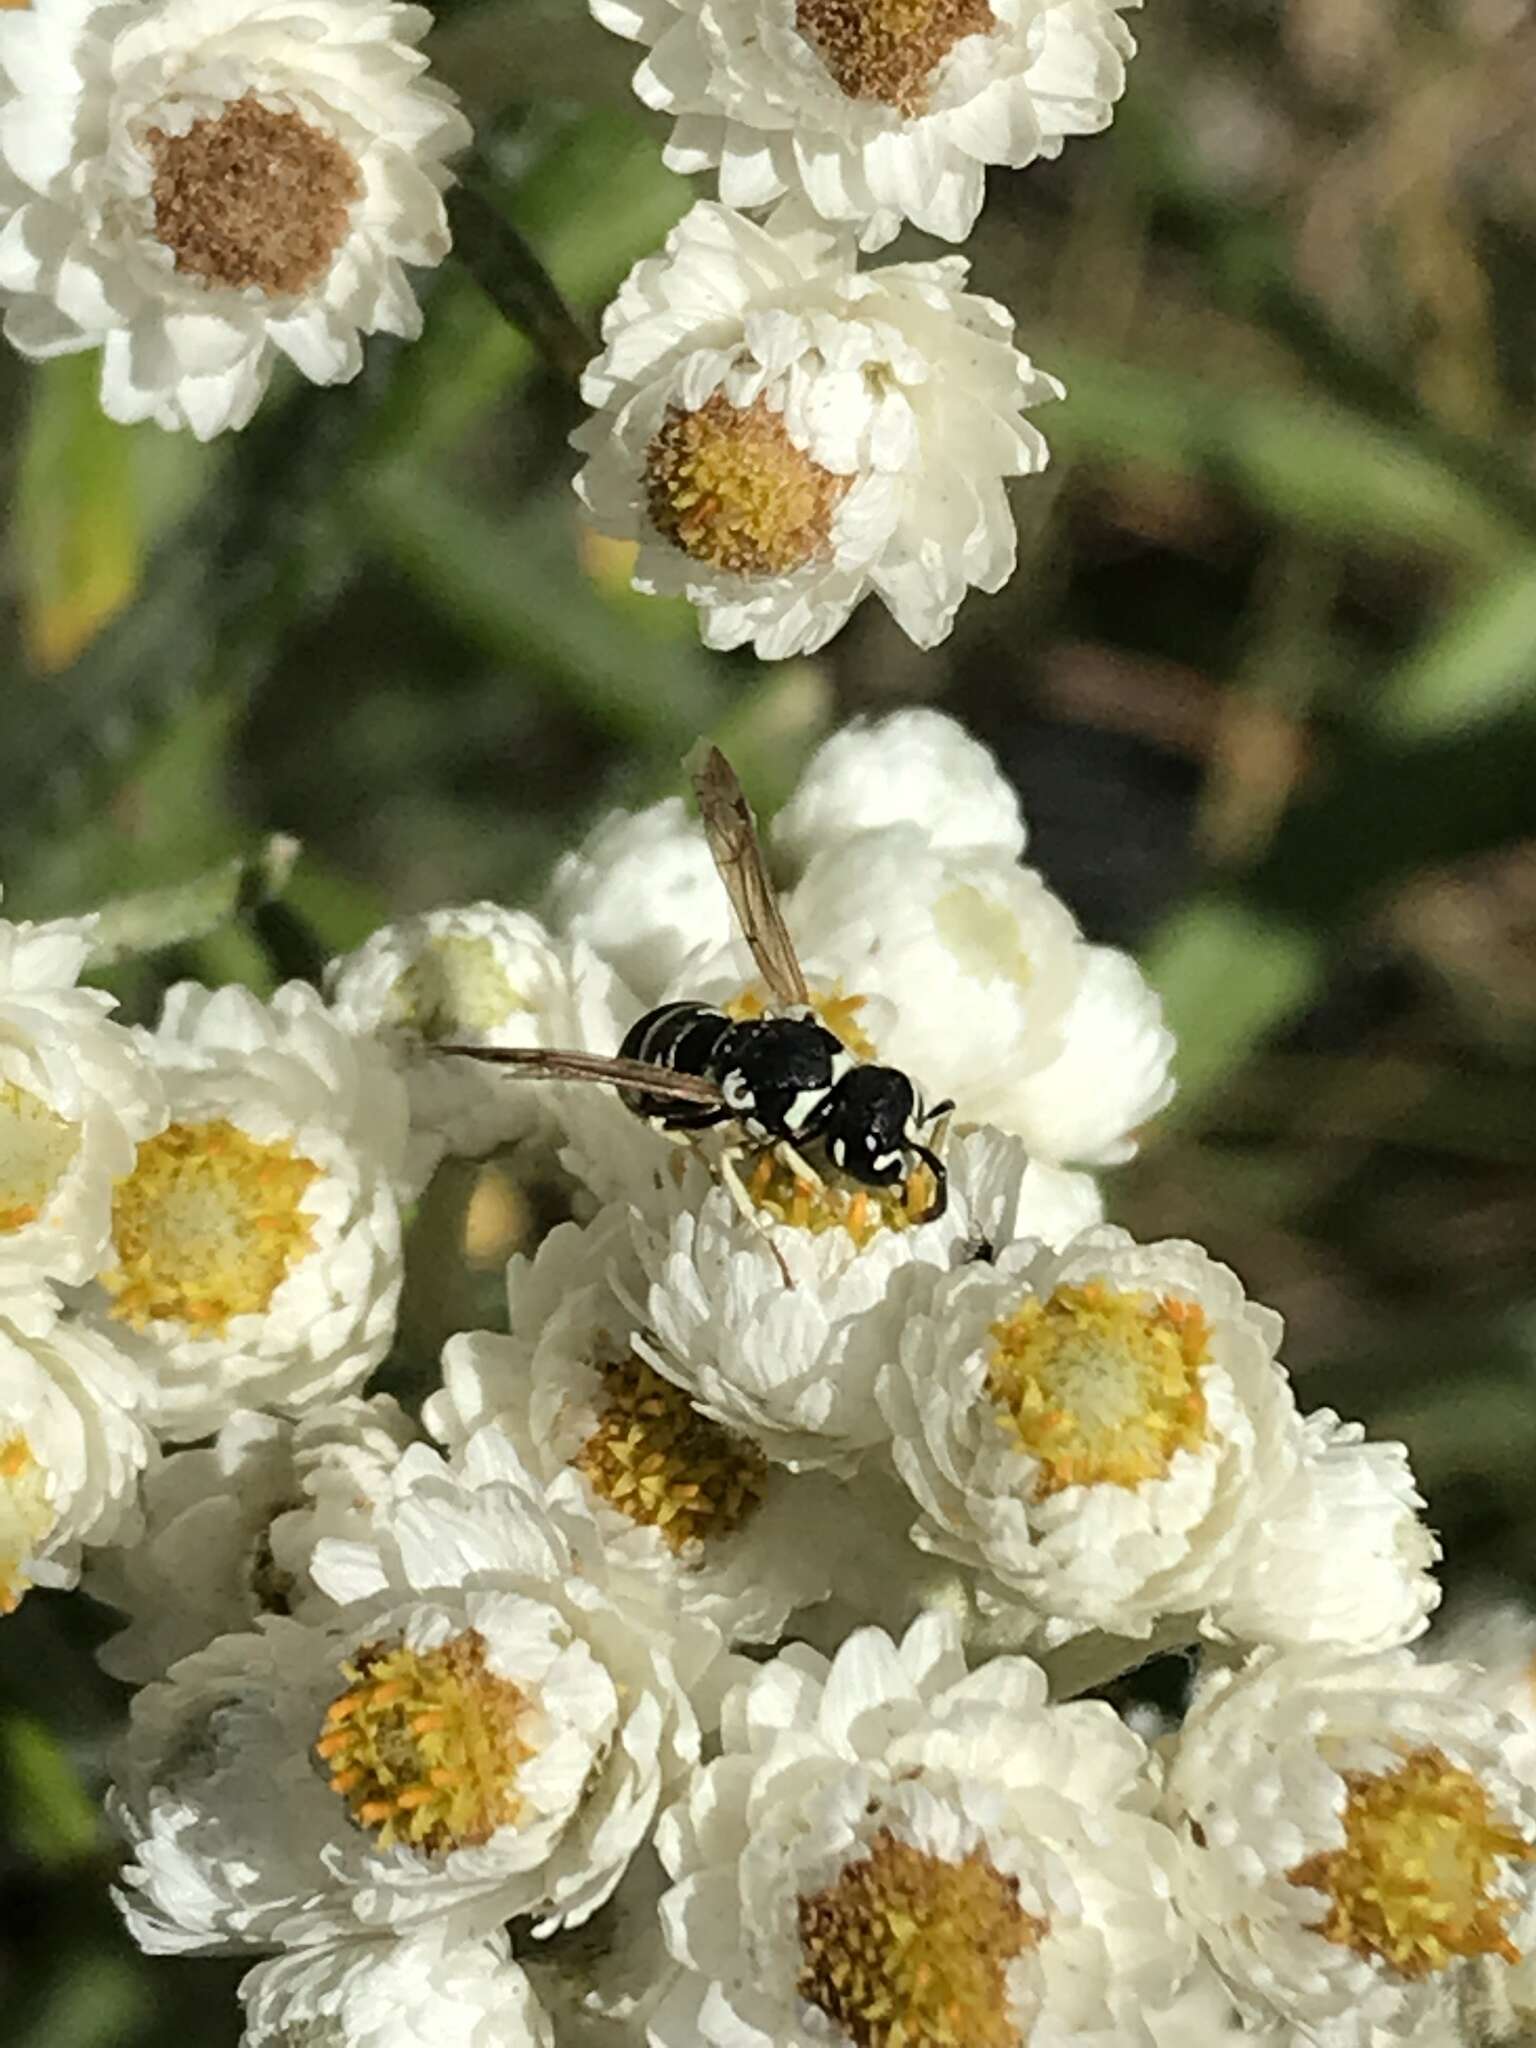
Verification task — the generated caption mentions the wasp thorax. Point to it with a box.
[315,1630,536,1855]
[794,0,995,115]
[644,393,849,577]
[726,985,881,1063]
[1289,1747,1534,1980]
[573,1353,769,1551]
[147,95,361,296]
[797,1827,1042,2048]
[985,1282,1211,1498]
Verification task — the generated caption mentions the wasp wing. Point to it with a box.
[687,740,810,1010]
[435,1044,726,1107]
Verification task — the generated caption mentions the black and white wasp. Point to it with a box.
[439,744,953,1238]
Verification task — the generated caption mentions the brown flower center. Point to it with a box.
[1289,1746,1535,1980]
[797,1827,1043,2048]
[573,1353,770,1551]
[148,94,361,296]
[645,392,849,577]
[795,0,995,115]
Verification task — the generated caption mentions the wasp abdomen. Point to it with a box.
[618,1001,737,1128]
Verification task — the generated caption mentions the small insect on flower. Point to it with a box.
[438,744,953,1256]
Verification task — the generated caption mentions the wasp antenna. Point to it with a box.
[922,1098,956,1129]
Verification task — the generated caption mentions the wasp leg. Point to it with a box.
[718,1142,795,1289]
[773,1137,826,1191]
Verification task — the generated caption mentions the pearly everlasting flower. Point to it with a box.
[594,0,1138,251]
[1220,1407,1441,1656]
[88,1394,415,1683]
[876,1227,1302,1646]
[544,799,736,1010]
[0,910,163,1297]
[771,708,1027,867]
[114,1428,715,1952]
[574,199,1060,659]
[68,981,407,1439]
[0,1302,152,1609]
[651,1611,1198,2048]
[238,1928,553,2048]
[0,0,472,438]
[426,1208,839,1644]
[631,1124,1093,1471]
[326,904,636,1180]
[1162,1647,1536,2045]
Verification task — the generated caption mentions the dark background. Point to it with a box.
[7,0,1536,2036]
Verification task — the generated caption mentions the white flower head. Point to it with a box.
[239,1928,553,2048]
[326,904,636,1176]
[876,1226,1301,1646]
[575,199,1061,659]
[652,1611,1197,2048]
[0,0,472,437]
[771,708,1028,867]
[544,797,736,1011]
[0,1302,152,1609]
[69,981,407,1439]
[1220,1407,1441,1656]
[1163,1647,1536,2044]
[114,1428,714,1952]
[0,911,164,1296]
[88,1393,416,1684]
[630,1123,1085,1472]
[427,1208,839,1645]
[595,0,1138,250]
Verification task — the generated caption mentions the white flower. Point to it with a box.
[87,1393,415,1683]
[1163,1647,1536,2045]
[876,1227,1301,1646]
[522,1849,678,2048]
[651,1611,1198,2048]
[1220,1408,1441,1656]
[771,708,1027,866]
[67,981,407,1439]
[0,911,163,1297]
[0,0,472,438]
[326,904,637,1178]
[545,798,735,1010]
[630,1124,1086,1471]
[594,0,1138,250]
[239,1928,553,2048]
[113,1428,715,1952]
[0,1301,152,1609]
[426,1208,839,1644]
[574,199,1060,658]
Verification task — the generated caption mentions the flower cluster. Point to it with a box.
[9,711,1533,2048]
[0,0,1136,651]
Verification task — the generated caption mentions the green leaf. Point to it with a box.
[85,837,302,968]
[1369,559,1536,742]
[1,1712,101,1868]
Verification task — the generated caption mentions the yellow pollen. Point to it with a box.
[795,0,995,114]
[572,1353,770,1552]
[0,1435,56,1615]
[746,1147,933,1246]
[388,936,527,1041]
[317,1631,535,1855]
[148,94,360,296]
[102,1119,320,1334]
[1289,1747,1536,1980]
[797,1827,1042,2048]
[644,392,850,577]
[0,1079,80,1233]
[985,1281,1211,1498]
[726,984,881,1063]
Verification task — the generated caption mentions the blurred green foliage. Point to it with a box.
[8,0,1536,2038]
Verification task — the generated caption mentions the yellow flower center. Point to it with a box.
[148,93,360,296]
[573,1354,769,1551]
[0,1435,57,1613]
[644,392,850,577]
[102,1120,320,1333]
[795,0,996,115]
[0,1080,80,1233]
[746,1149,934,1246]
[388,935,527,1041]
[315,1630,536,1855]
[797,1827,1043,2048]
[985,1281,1211,1498]
[1290,1747,1535,1980]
